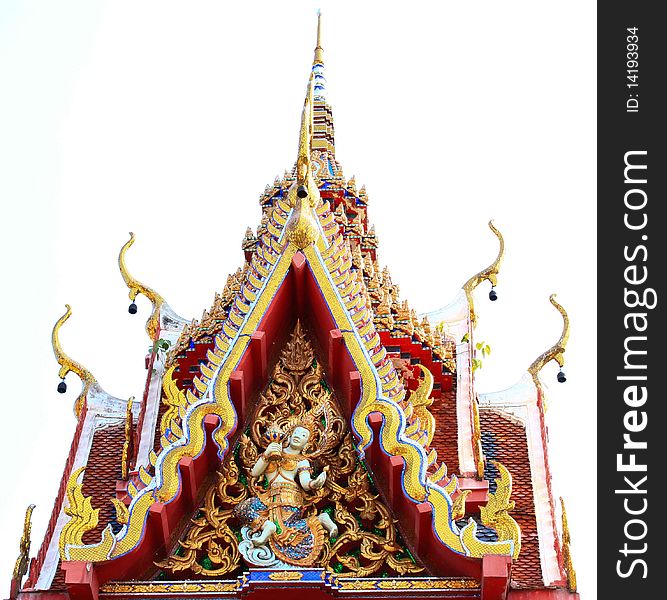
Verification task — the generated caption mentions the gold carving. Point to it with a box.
[560,497,577,593]
[155,452,245,576]
[160,366,188,436]
[52,305,97,419]
[157,323,421,578]
[110,498,129,525]
[242,227,258,253]
[101,581,241,594]
[285,77,322,249]
[121,397,134,480]
[462,221,504,327]
[528,294,570,391]
[451,490,470,521]
[338,578,479,591]
[303,242,516,558]
[118,232,165,341]
[471,400,485,479]
[60,467,99,558]
[268,571,304,581]
[479,461,521,559]
[407,365,436,448]
[12,504,35,584]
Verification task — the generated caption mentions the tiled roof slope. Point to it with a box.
[480,409,543,589]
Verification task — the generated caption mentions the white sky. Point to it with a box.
[0,1,596,597]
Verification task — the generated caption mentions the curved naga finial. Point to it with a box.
[52,305,97,418]
[462,220,505,327]
[528,294,570,388]
[479,461,521,559]
[12,504,35,584]
[119,232,165,341]
[285,76,322,249]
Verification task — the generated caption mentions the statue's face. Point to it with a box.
[289,427,311,450]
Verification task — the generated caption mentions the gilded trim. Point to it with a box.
[118,232,165,341]
[528,294,570,392]
[52,305,97,418]
[462,221,504,327]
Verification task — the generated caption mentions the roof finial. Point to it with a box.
[528,294,570,392]
[285,76,321,249]
[52,305,98,418]
[311,11,327,102]
[313,10,324,66]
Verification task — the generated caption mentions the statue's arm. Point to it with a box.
[250,455,269,478]
[297,459,315,490]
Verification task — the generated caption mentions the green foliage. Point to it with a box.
[472,340,491,372]
[476,341,491,358]
[148,338,172,374]
[149,338,172,355]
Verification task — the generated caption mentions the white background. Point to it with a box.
[0,1,596,598]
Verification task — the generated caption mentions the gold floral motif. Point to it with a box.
[528,294,570,393]
[12,504,35,584]
[462,221,504,327]
[154,454,246,576]
[337,578,479,591]
[560,497,577,593]
[424,578,480,589]
[268,571,304,581]
[59,467,99,557]
[118,232,165,341]
[337,579,377,590]
[52,305,97,419]
[377,580,411,590]
[479,461,521,559]
[100,581,241,594]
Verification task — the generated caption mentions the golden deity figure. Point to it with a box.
[234,416,338,568]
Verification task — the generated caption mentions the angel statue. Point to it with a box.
[234,414,339,568]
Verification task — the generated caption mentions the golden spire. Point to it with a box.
[297,75,314,174]
[285,75,322,249]
[313,10,324,66]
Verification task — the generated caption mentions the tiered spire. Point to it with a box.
[310,11,335,155]
[312,11,325,96]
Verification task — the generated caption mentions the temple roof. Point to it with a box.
[9,14,578,600]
